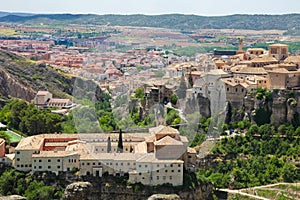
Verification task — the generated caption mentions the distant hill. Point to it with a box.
[0,11,34,18]
[0,13,300,31]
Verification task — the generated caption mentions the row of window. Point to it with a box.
[16,164,32,168]
[138,164,181,168]
[139,169,181,174]
[33,159,61,163]
[34,165,61,169]
[95,147,131,152]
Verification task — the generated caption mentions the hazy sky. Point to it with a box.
[1,0,300,16]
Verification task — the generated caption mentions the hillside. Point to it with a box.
[0,13,300,32]
[0,50,74,102]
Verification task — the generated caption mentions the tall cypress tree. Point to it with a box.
[107,136,111,153]
[117,129,123,153]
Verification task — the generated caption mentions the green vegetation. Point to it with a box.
[2,14,300,33]
[62,93,118,132]
[0,99,62,135]
[166,108,181,126]
[198,122,300,189]
[0,131,10,143]
[134,87,145,99]
[0,168,64,199]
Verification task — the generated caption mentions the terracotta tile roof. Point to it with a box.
[251,55,278,63]
[284,56,300,63]
[154,136,183,146]
[32,151,78,158]
[149,125,179,135]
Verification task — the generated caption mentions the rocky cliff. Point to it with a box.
[0,50,105,104]
[196,88,300,127]
[0,50,73,102]
[64,176,214,200]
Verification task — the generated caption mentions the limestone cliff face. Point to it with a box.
[64,179,214,200]
[197,94,211,118]
[196,89,300,127]
[0,69,36,102]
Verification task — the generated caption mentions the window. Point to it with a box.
[178,164,180,167]
[127,163,130,166]
[16,151,20,154]
[34,160,36,162]
[139,172,142,175]
[178,170,181,172]
[163,176,166,180]
[145,165,147,168]
[165,170,168,172]
[157,176,159,180]
[156,170,159,172]
[33,166,36,169]
[82,163,85,166]
[48,166,51,169]
[25,164,28,167]
[48,159,51,162]
[116,163,118,166]
[87,163,90,165]
[21,164,24,167]
[39,166,42,169]
[17,158,20,161]
[39,160,42,162]
[170,164,173,167]
[93,162,95,166]
[171,170,174,172]
[57,166,61,169]
[121,163,123,166]
[170,176,173,180]
[57,159,60,162]
[157,164,159,167]
[139,165,141,168]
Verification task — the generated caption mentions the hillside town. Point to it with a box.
[1,12,300,200]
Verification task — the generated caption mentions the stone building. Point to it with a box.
[13,126,195,186]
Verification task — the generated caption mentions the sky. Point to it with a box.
[1,0,300,16]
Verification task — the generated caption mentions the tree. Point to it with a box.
[134,87,145,99]
[170,94,178,105]
[117,129,123,153]
[0,131,10,143]
[24,180,55,200]
[107,136,111,153]
[258,124,273,140]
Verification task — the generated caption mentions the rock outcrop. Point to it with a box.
[148,194,181,200]
[64,177,214,200]
[64,182,93,200]
[0,195,27,200]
